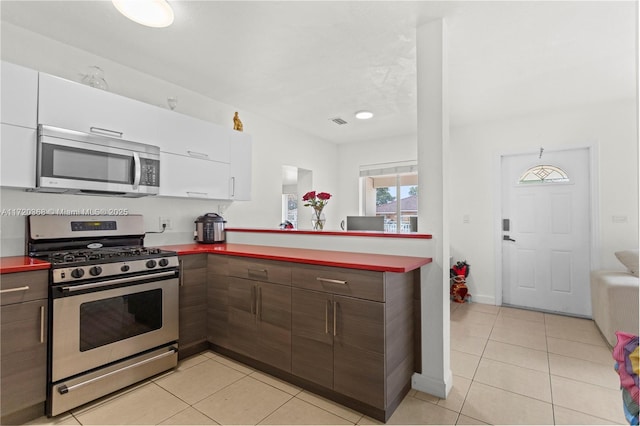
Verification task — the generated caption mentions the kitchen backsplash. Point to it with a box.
[0,188,227,256]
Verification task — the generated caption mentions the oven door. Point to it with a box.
[51,272,178,382]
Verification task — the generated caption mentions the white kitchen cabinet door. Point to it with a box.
[38,73,160,144]
[1,61,38,129]
[159,152,230,199]
[155,109,230,163]
[0,124,36,188]
[228,130,252,200]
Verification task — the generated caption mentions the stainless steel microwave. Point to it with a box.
[34,125,160,197]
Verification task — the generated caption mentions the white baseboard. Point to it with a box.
[469,294,496,305]
[411,369,453,399]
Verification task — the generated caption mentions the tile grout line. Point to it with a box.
[456,304,498,425]
[544,313,557,426]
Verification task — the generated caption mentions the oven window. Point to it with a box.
[79,289,162,352]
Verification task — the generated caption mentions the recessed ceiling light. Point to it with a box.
[355,111,374,120]
[112,0,174,28]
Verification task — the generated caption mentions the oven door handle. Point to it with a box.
[57,347,178,395]
[59,271,177,293]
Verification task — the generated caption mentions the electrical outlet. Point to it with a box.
[159,217,172,230]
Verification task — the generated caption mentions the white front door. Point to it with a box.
[501,148,591,317]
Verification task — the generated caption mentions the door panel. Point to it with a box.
[291,289,333,388]
[333,295,385,408]
[227,277,257,357]
[502,148,591,316]
[256,283,291,372]
[334,296,384,354]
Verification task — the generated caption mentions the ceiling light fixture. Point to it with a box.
[355,110,374,120]
[112,0,174,28]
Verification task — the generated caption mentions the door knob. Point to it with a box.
[503,235,516,242]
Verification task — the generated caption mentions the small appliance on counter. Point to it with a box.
[194,213,226,243]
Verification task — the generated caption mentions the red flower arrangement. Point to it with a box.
[303,191,332,230]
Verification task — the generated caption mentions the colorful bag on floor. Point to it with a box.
[613,331,639,425]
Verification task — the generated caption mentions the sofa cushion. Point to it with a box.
[615,250,639,277]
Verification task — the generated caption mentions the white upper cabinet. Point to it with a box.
[155,108,230,162]
[1,61,38,128]
[1,61,38,188]
[159,152,230,200]
[38,73,160,144]
[228,130,252,200]
[0,64,252,198]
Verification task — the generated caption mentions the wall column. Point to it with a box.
[413,18,452,398]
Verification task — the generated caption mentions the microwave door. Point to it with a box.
[38,136,138,193]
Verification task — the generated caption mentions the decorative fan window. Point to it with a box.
[519,165,570,184]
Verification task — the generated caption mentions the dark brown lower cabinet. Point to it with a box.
[206,256,416,422]
[227,277,292,372]
[208,254,229,348]
[0,270,48,424]
[292,289,385,408]
[178,254,208,357]
[291,264,415,421]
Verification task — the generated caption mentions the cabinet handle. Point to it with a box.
[40,305,45,343]
[248,269,268,280]
[0,286,29,294]
[325,299,330,334]
[250,285,256,316]
[186,191,208,197]
[89,127,123,138]
[257,286,262,321]
[333,301,337,336]
[187,150,209,159]
[132,152,141,190]
[316,277,348,286]
[230,177,236,197]
[178,259,184,287]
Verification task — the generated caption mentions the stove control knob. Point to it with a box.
[71,268,85,279]
[146,260,157,269]
[121,265,130,272]
[89,266,102,276]
[158,258,169,267]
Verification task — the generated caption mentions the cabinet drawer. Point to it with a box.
[0,271,48,305]
[292,265,384,302]
[227,257,291,285]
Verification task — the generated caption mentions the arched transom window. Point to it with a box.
[519,165,570,184]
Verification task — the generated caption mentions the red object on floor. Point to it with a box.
[451,275,469,303]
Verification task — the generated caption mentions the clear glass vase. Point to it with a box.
[311,211,326,230]
[81,66,109,91]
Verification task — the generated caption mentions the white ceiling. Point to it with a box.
[1,1,636,144]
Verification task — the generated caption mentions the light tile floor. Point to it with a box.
[26,302,627,425]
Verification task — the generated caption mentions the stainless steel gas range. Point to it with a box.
[27,215,179,417]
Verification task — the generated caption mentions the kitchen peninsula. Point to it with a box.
[0,241,431,423]
[164,242,430,422]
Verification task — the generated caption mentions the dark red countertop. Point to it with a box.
[161,243,431,273]
[226,227,432,239]
[0,256,51,274]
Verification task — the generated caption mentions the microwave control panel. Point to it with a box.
[139,158,160,187]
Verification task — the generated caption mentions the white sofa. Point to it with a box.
[590,250,639,347]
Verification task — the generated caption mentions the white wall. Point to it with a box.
[450,99,639,304]
[0,23,340,256]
